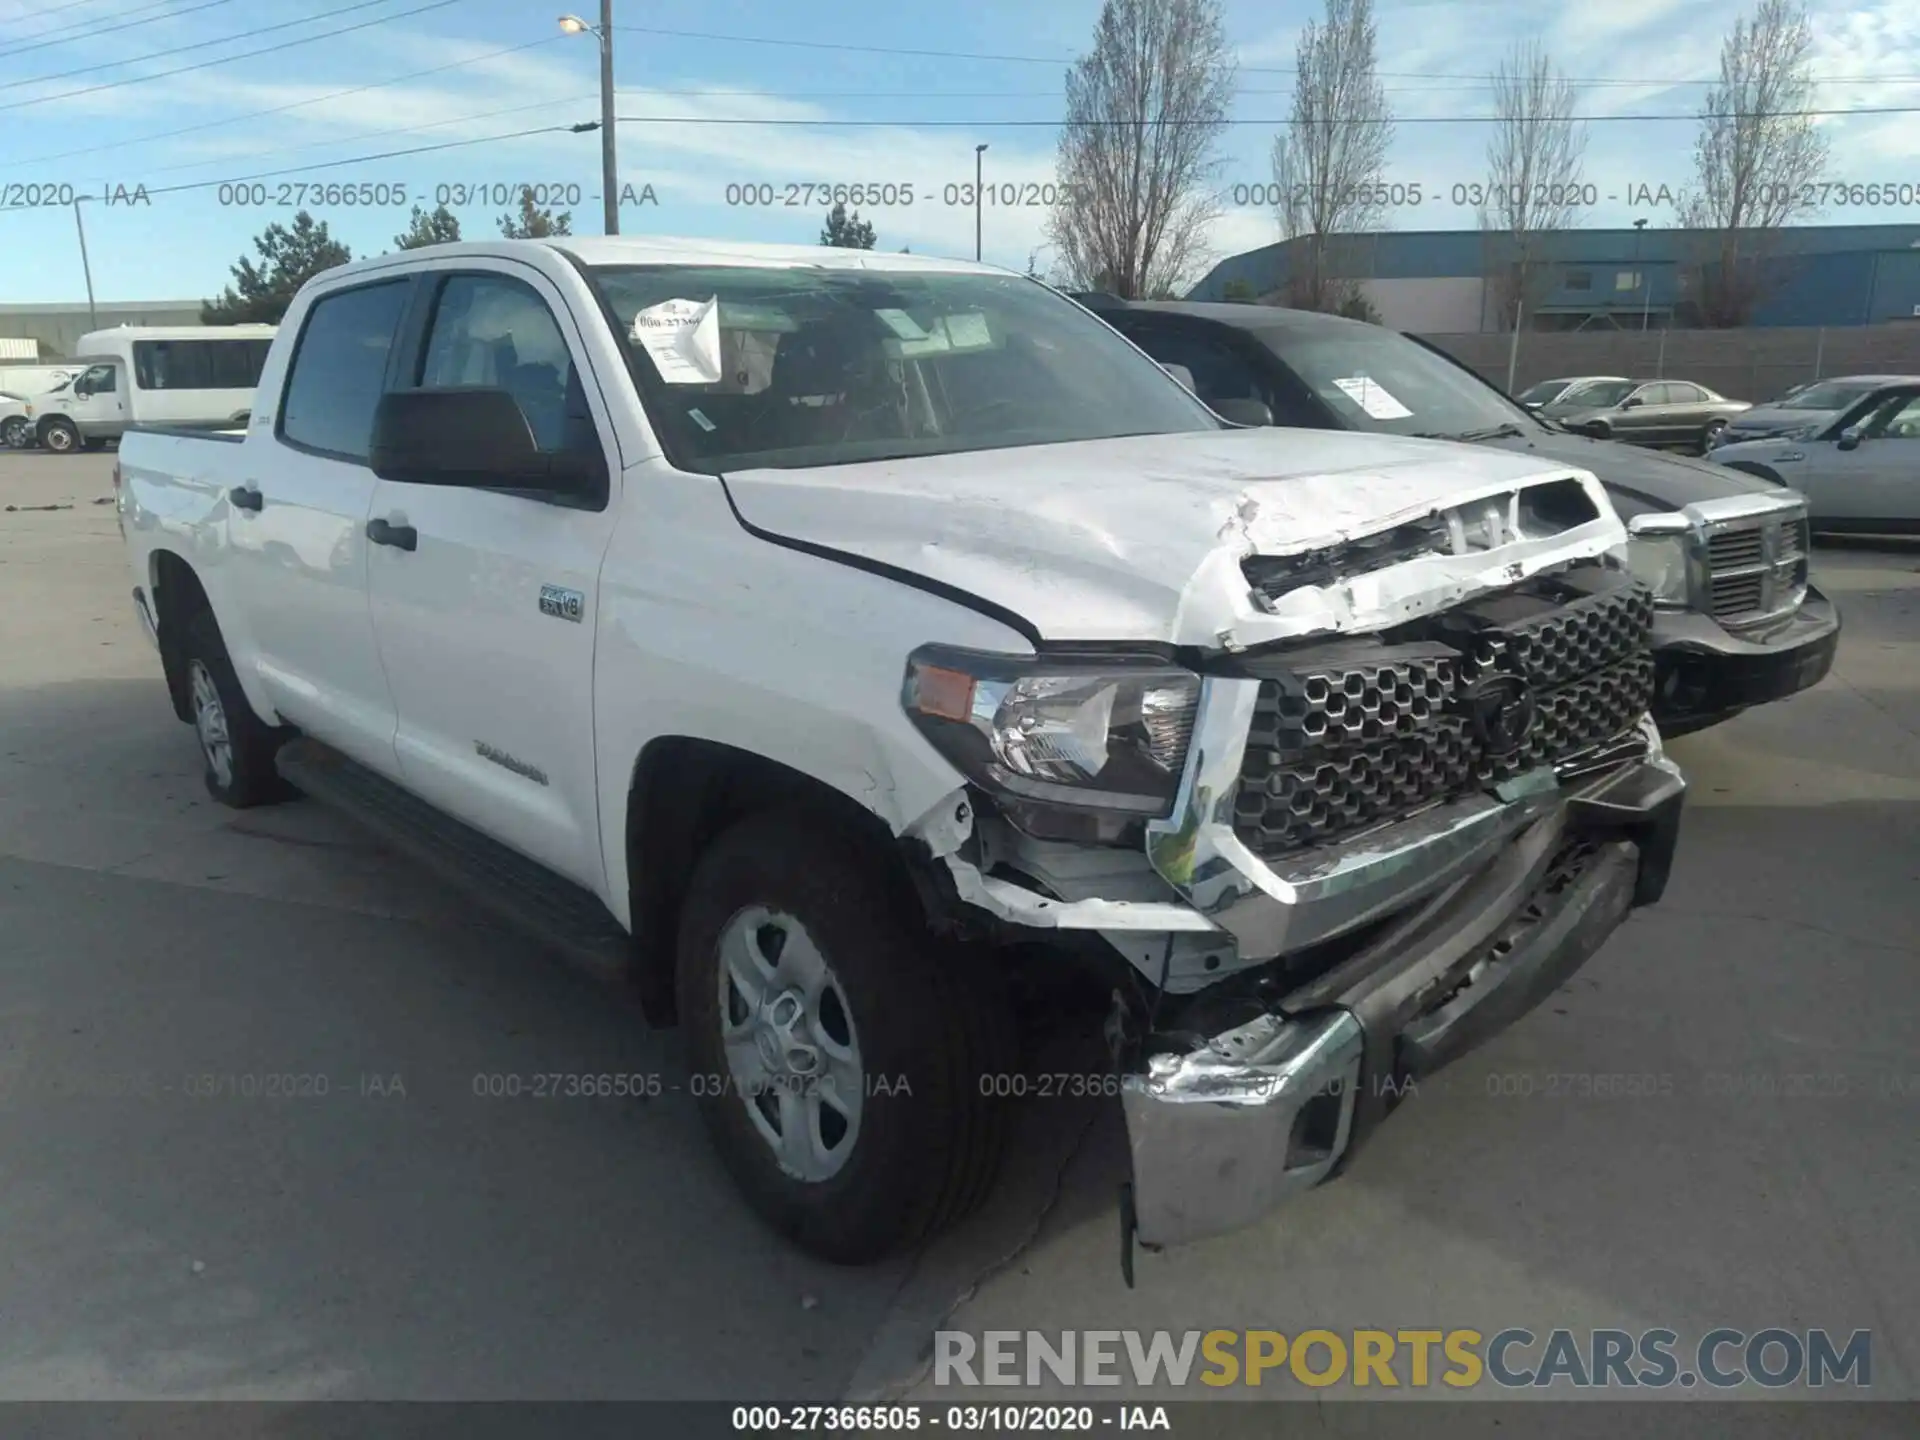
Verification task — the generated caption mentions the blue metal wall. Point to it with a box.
[1190,225,1920,328]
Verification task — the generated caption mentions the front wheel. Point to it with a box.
[1700,419,1728,454]
[1,416,27,448]
[38,417,79,453]
[676,809,1012,1263]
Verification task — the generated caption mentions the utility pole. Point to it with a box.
[1506,298,1523,394]
[1634,217,1651,333]
[73,198,98,331]
[560,7,619,235]
[599,0,617,236]
[974,144,988,262]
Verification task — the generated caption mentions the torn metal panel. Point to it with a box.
[722,427,1628,649]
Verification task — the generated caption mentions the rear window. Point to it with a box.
[586,264,1220,472]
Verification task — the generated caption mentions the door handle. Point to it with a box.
[367,516,418,552]
[229,484,263,512]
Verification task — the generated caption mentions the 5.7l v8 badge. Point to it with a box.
[539,585,586,623]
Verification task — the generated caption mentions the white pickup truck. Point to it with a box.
[116,238,1686,1271]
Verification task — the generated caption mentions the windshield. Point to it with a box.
[1780,379,1880,411]
[1516,379,1570,404]
[587,265,1221,471]
[1253,323,1535,439]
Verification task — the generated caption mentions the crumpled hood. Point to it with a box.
[722,428,1626,649]
[1471,427,1784,513]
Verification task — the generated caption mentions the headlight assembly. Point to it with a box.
[1625,515,1693,606]
[902,646,1201,819]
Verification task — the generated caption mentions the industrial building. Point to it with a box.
[1188,224,1920,333]
[0,300,205,363]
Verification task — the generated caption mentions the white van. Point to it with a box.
[30,325,276,453]
[0,364,80,399]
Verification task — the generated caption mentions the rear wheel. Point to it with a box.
[38,417,79,453]
[676,809,1012,1263]
[1700,418,1728,454]
[1,416,26,448]
[180,608,294,808]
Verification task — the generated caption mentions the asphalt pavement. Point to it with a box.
[1,449,1915,1417]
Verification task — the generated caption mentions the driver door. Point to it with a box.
[70,361,127,440]
[1809,389,1920,526]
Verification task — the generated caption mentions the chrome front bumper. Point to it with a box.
[1123,741,1686,1250]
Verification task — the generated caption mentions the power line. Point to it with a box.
[0,0,187,46]
[0,0,464,113]
[609,103,1920,127]
[0,33,570,170]
[0,121,582,211]
[131,92,596,179]
[0,0,239,62]
[607,25,1920,88]
[2,0,405,91]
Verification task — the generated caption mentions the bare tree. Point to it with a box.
[1479,40,1587,330]
[1675,0,1829,326]
[1046,0,1236,299]
[1270,0,1393,313]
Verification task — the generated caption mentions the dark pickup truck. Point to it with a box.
[1084,297,1841,736]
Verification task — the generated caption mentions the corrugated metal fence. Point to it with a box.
[1418,324,1920,404]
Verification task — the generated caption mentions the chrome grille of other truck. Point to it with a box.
[1233,569,1654,859]
[1704,510,1809,626]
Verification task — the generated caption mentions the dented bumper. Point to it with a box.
[1122,748,1684,1250]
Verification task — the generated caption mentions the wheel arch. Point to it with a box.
[622,736,918,1027]
[149,548,213,724]
[1720,460,1787,487]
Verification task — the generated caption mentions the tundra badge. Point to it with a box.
[539,584,585,622]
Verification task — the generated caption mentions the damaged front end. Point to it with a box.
[900,464,1686,1265]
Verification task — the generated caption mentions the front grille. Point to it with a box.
[1704,511,1809,626]
[1233,569,1654,859]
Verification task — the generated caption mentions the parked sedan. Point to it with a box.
[1087,297,1840,736]
[1710,379,1920,533]
[1539,378,1752,453]
[1515,375,1630,409]
[1710,373,1920,451]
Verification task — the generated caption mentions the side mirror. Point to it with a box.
[369,388,604,499]
[1836,427,1863,452]
[1620,396,1643,409]
[1160,362,1198,394]
[1212,398,1274,427]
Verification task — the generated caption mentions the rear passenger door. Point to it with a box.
[363,263,620,893]
[230,276,412,769]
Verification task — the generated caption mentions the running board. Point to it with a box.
[275,737,647,1001]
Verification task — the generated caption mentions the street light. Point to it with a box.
[559,6,618,236]
[974,143,988,262]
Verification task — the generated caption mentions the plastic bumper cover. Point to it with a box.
[1650,586,1840,729]
[1123,751,1684,1250]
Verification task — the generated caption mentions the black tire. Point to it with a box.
[179,607,294,808]
[1700,419,1728,454]
[676,808,1013,1264]
[1,416,26,449]
[38,417,79,454]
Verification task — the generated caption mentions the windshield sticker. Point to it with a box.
[1331,376,1413,420]
[687,408,717,432]
[631,297,724,384]
[945,312,992,348]
[875,308,931,341]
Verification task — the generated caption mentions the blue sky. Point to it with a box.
[3,0,1917,305]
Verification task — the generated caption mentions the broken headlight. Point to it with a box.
[902,645,1201,818]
